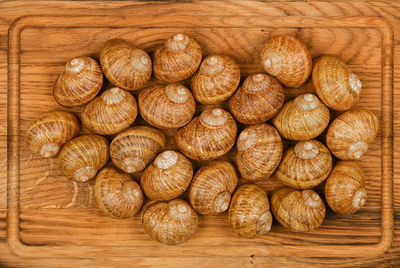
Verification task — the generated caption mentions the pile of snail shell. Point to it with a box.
[26,33,379,245]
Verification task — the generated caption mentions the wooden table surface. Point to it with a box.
[1,1,400,267]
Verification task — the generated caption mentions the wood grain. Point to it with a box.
[1,1,400,267]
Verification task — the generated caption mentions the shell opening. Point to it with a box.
[348,73,362,95]
[237,128,258,152]
[73,166,96,182]
[256,211,273,233]
[200,108,228,127]
[301,190,323,208]
[122,156,146,173]
[352,188,367,209]
[40,143,60,158]
[243,74,270,92]
[262,53,282,76]
[294,94,319,111]
[102,87,126,104]
[65,57,85,73]
[213,191,231,214]
[347,141,368,160]
[154,150,178,170]
[166,33,190,51]
[122,180,140,202]
[165,84,189,104]
[294,141,320,160]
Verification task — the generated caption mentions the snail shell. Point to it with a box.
[100,39,152,90]
[191,55,240,105]
[141,150,193,201]
[325,161,367,215]
[275,140,332,189]
[138,84,196,129]
[228,73,285,124]
[261,35,312,88]
[153,33,202,82]
[94,167,143,219]
[326,108,379,160]
[189,160,238,215]
[142,199,198,245]
[175,108,237,161]
[236,123,282,181]
[26,111,80,158]
[271,187,326,232]
[313,55,362,111]
[82,87,138,135]
[58,135,109,182]
[110,126,166,173]
[273,93,330,140]
[228,183,272,239]
[53,57,103,107]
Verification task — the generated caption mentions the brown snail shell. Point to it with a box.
[53,57,103,107]
[191,55,240,105]
[313,55,362,111]
[58,135,109,182]
[110,126,166,173]
[138,84,196,129]
[271,187,326,232]
[228,73,285,124]
[100,39,152,90]
[26,111,80,158]
[326,108,379,160]
[236,123,282,181]
[141,150,193,201]
[174,108,237,161]
[261,35,312,88]
[228,183,272,239]
[94,167,143,219]
[142,199,198,245]
[325,161,367,215]
[189,160,238,215]
[82,87,138,135]
[275,140,332,189]
[273,93,330,140]
[153,33,202,82]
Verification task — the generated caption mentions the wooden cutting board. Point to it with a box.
[1,1,400,267]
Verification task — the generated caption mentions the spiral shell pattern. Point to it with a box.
[229,73,284,124]
[229,183,272,238]
[142,199,198,245]
[189,160,238,215]
[138,84,196,129]
[175,108,237,160]
[110,126,166,173]
[53,57,103,107]
[58,135,109,182]
[261,35,312,88]
[82,87,137,135]
[95,167,143,218]
[153,33,202,82]
[100,39,152,90]
[236,123,283,181]
[191,55,240,105]
[26,110,80,158]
